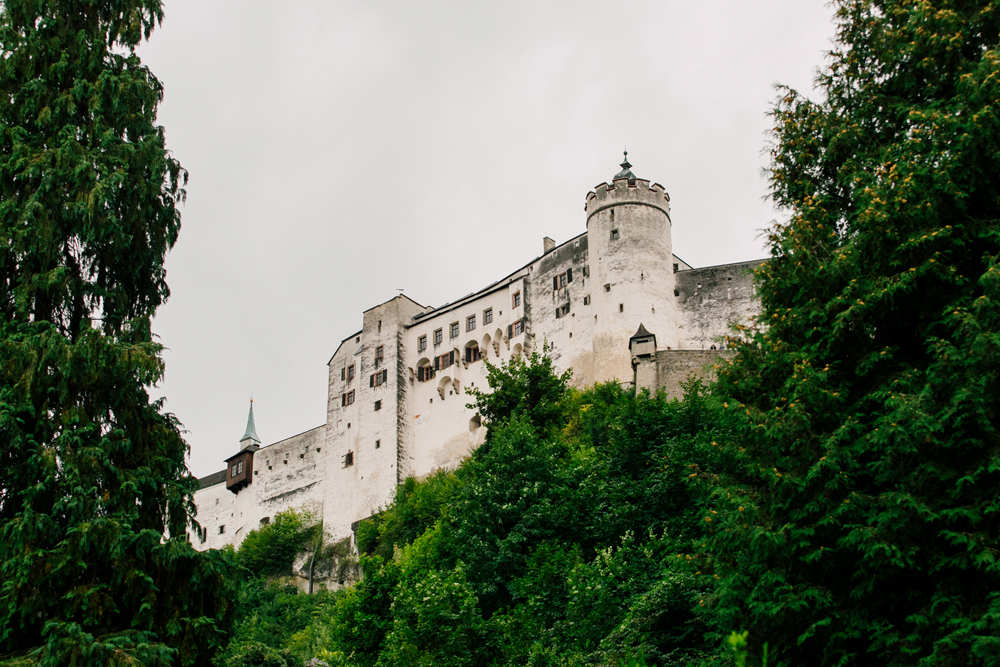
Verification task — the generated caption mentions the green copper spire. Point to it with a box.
[240,399,261,445]
[614,150,636,182]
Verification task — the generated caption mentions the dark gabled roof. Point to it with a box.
[631,323,653,340]
[198,470,226,489]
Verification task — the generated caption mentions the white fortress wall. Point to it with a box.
[193,425,326,551]
[191,156,764,554]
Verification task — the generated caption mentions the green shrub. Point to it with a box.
[236,509,320,576]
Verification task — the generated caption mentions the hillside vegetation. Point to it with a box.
[220,352,727,667]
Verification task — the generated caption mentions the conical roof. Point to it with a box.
[240,400,261,445]
[613,151,637,182]
[631,323,653,340]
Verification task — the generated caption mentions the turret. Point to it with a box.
[225,399,259,494]
[586,153,679,383]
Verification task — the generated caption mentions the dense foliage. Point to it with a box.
[225,352,724,666]
[0,1,236,664]
[704,1,1000,664]
[236,509,322,577]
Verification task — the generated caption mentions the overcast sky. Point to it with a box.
[139,0,838,478]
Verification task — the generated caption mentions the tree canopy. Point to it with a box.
[0,1,236,664]
[707,1,1000,664]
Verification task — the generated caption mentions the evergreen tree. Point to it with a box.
[707,1,1000,664]
[0,1,236,664]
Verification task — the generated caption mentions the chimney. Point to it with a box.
[543,237,555,254]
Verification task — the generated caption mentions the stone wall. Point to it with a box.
[652,349,733,400]
[193,425,326,551]
[675,260,762,350]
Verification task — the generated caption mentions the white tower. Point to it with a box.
[586,154,679,383]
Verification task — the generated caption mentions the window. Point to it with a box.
[417,365,435,382]
[371,369,388,387]
[260,517,270,526]
[374,400,382,411]
[467,315,476,331]
[553,269,573,290]
[604,283,611,292]
[484,308,493,325]
[556,304,570,318]
[375,440,381,449]
[418,335,427,351]
[450,322,460,338]
[343,451,354,467]
[583,295,591,305]
[342,390,355,406]
[237,460,243,474]
[231,464,237,476]
[512,319,524,336]
[219,525,225,534]
[619,303,624,312]
[611,229,619,240]
[673,263,679,273]
[512,292,521,308]
[347,364,355,382]
[375,345,384,365]
[466,345,481,363]
[434,328,443,345]
[435,351,455,370]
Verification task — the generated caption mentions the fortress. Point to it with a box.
[192,155,762,555]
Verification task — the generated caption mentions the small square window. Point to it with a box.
[604,283,611,292]
[583,295,591,305]
[375,440,381,449]
[467,315,476,331]
[418,335,427,351]
[434,329,443,345]
[512,292,521,308]
[450,322,460,338]
[219,525,225,534]
[611,229,619,240]
[619,303,624,312]
[344,451,354,467]
[484,308,493,325]
[374,400,382,411]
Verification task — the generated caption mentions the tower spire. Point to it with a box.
[240,398,261,446]
[613,150,636,182]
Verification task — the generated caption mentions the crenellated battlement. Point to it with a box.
[585,178,671,221]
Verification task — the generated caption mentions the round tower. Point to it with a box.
[585,153,679,383]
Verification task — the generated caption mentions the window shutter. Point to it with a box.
[567,268,573,282]
[369,374,374,387]
[553,276,558,290]
[382,370,387,384]
[418,366,424,382]
[434,356,440,371]
[507,324,512,338]
[342,393,346,407]
[449,351,455,365]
